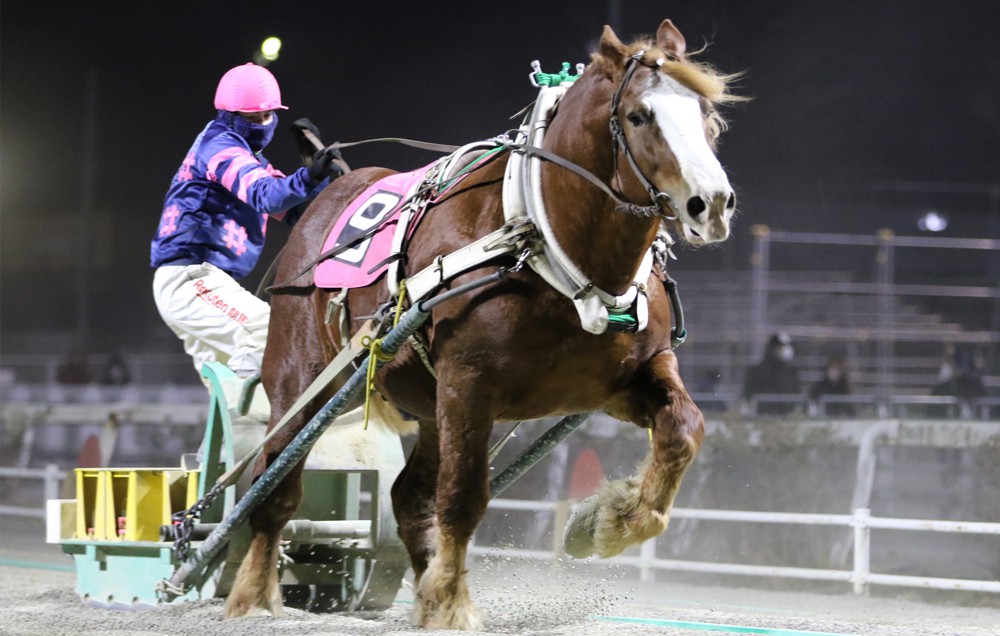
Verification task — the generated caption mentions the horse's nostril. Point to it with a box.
[686,196,707,218]
[726,192,737,210]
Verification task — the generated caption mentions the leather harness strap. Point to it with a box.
[213,318,380,490]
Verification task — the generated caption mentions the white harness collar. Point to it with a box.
[502,84,663,335]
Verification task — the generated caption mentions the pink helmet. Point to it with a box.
[213,63,289,112]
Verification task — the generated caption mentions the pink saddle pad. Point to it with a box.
[314,165,431,289]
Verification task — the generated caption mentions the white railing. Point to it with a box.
[5,468,998,595]
[472,499,1000,595]
[0,464,66,519]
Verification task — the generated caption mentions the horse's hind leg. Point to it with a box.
[391,420,439,582]
[225,453,306,618]
[565,349,704,558]
[410,395,491,630]
[225,295,323,619]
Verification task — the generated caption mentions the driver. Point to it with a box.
[150,62,343,380]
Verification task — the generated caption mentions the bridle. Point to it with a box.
[608,50,679,221]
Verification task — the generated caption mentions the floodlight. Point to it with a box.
[917,210,948,232]
[261,37,282,62]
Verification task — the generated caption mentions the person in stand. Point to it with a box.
[742,332,801,415]
[98,351,132,386]
[933,344,986,404]
[808,355,854,416]
[150,62,343,380]
[55,351,92,385]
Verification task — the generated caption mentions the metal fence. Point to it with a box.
[749,227,1000,393]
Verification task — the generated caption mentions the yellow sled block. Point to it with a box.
[74,469,102,540]
[73,467,203,542]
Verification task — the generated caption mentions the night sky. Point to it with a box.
[2,1,999,355]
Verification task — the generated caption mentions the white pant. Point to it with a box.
[152,263,270,378]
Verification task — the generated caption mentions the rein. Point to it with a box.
[327,136,462,155]
[320,135,669,219]
[267,132,667,291]
[505,140,669,219]
[269,210,407,290]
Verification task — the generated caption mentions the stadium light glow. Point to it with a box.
[917,210,948,232]
[261,37,282,62]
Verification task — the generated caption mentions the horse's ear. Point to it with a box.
[599,24,627,65]
[656,19,687,59]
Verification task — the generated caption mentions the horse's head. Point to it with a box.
[593,20,741,245]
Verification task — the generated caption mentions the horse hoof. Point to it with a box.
[423,609,483,631]
[224,598,283,620]
[414,594,483,631]
[225,606,263,620]
[563,495,600,558]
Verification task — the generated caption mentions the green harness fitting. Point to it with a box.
[531,62,583,87]
[606,307,639,332]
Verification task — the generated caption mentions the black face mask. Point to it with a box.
[216,110,278,153]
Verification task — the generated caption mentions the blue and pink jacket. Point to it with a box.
[150,115,325,279]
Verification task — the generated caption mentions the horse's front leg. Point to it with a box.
[412,389,492,631]
[564,349,704,558]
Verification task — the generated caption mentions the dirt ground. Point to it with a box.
[2,518,998,636]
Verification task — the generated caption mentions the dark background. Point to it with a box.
[2,0,998,358]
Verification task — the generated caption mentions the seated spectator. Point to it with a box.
[933,344,986,404]
[742,332,801,415]
[99,352,132,386]
[809,355,855,416]
[55,351,91,385]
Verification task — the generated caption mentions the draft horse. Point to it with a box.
[226,19,740,630]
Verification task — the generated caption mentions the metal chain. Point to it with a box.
[508,246,534,274]
[171,482,225,561]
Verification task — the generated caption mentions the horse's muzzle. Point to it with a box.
[682,190,734,244]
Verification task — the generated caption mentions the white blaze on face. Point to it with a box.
[643,74,733,244]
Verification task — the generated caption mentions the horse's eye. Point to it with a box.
[626,112,646,127]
